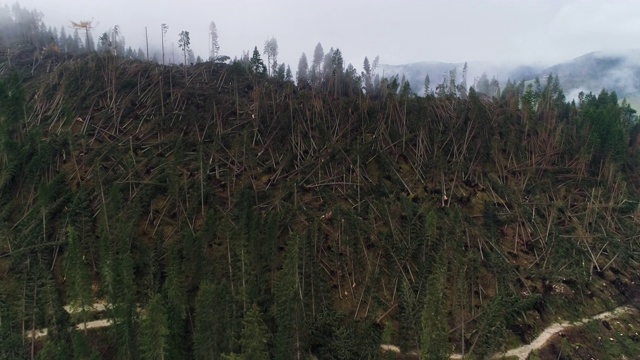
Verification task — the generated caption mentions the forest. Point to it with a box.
[2,3,640,360]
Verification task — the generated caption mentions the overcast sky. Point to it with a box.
[10,0,640,69]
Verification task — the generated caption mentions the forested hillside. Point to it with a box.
[2,5,640,360]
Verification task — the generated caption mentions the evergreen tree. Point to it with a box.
[311,42,324,87]
[475,72,490,95]
[424,74,431,96]
[71,331,100,360]
[64,227,93,324]
[178,30,190,65]
[163,243,189,359]
[421,256,449,360]
[297,52,309,86]
[458,62,468,98]
[209,21,220,60]
[263,37,278,76]
[320,47,335,90]
[139,294,169,360]
[58,26,67,51]
[249,46,267,75]
[194,281,237,359]
[239,305,270,360]
[362,56,378,94]
[312,42,324,74]
[363,56,372,93]
[275,63,286,81]
[331,48,344,97]
[273,235,305,360]
[99,185,137,360]
[285,65,293,81]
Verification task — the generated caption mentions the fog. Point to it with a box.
[9,0,640,71]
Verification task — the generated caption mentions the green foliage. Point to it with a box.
[578,89,631,164]
[309,310,382,359]
[239,304,270,360]
[139,294,169,360]
[273,235,305,359]
[64,227,93,323]
[471,293,541,358]
[71,331,101,360]
[0,286,28,359]
[250,46,267,75]
[421,255,449,360]
[194,281,237,359]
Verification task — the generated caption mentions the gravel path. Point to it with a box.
[498,305,633,360]
[380,305,634,359]
[26,302,112,339]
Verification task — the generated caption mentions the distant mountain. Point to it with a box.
[380,61,544,96]
[540,50,640,106]
[382,50,640,108]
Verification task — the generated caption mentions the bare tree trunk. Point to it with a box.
[145,27,149,61]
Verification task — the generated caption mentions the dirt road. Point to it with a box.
[380,305,635,359]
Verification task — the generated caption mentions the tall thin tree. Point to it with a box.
[263,37,278,76]
[209,21,219,61]
[145,26,149,61]
[161,23,168,65]
[179,31,190,65]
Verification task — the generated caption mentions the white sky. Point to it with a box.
[10,0,640,69]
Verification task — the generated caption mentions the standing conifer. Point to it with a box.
[240,304,270,360]
[194,281,236,359]
[64,227,93,325]
[421,256,449,359]
[273,235,305,359]
[297,52,309,87]
[209,21,219,60]
[249,46,267,75]
[139,294,168,360]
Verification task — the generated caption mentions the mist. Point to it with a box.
[9,0,640,74]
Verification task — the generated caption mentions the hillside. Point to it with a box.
[1,47,640,360]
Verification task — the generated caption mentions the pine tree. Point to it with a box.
[239,304,270,360]
[297,52,309,87]
[263,37,278,76]
[209,21,219,60]
[285,65,293,81]
[424,74,431,96]
[249,46,267,75]
[178,31,190,66]
[331,48,344,97]
[421,256,449,360]
[64,227,93,325]
[194,281,237,359]
[311,42,324,87]
[139,294,168,360]
[273,235,305,360]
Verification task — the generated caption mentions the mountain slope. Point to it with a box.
[1,49,640,359]
[543,50,640,106]
[383,50,640,109]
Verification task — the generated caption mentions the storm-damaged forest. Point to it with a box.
[2,3,640,360]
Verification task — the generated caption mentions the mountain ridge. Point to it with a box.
[382,49,640,107]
